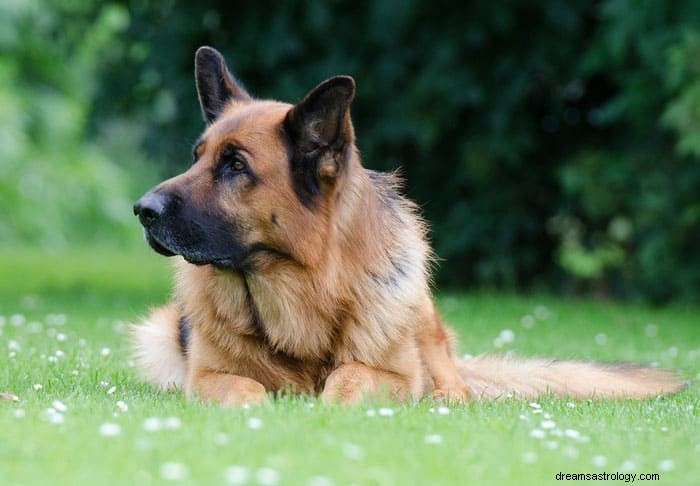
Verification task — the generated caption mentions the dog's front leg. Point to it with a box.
[187,369,269,406]
[321,362,418,404]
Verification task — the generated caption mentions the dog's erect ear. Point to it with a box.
[285,76,355,153]
[285,77,355,197]
[195,46,251,124]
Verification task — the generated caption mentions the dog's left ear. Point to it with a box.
[285,76,355,190]
[286,76,355,152]
[195,46,251,124]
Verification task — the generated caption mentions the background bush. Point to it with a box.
[1,0,699,302]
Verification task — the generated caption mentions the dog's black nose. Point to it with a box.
[133,192,168,228]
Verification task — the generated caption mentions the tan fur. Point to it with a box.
[457,355,685,399]
[131,48,685,405]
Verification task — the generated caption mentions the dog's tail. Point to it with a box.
[130,304,187,390]
[456,354,686,399]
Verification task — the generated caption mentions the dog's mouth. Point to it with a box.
[143,229,177,257]
[143,228,238,268]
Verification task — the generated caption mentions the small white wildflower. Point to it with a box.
[543,412,552,419]
[9,351,16,358]
[143,417,163,432]
[10,314,26,326]
[116,401,128,412]
[308,475,333,486]
[563,446,579,459]
[424,434,443,444]
[530,429,546,439]
[107,386,116,395]
[592,455,607,467]
[247,417,263,429]
[528,402,541,409]
[645,324,657,338]
[564,429,580,439]
[341,443,364,460]
[99,423,121,437]
[499,329,515,343]
[594,333,607,345]
[46,314,67,326]
[660,426,669,432]
[544,440,559,449]
[223,465,249,485]
[13,409,26,418]
[55,350,65,358]
[365,409,376,417]
[521,315,535,328]
[49,412,65,424]
[522,451,537,463]
[56,333,67,342]
[657,459,675,471]
[112,320,126,333]
[566,402,576,408]
[52,400,67,413]
[256,467,280,485]
[462,353,473,360]
[378,407,394,417]
[532,409,543,414]
[33,383,43,391]
[519,414,528,421]
[8,340,20,351]
[160,461,188,481]
[100,347,111,356]
[164,417,181,429]
[437,406,450,416]
[541,420,556,429]
[214,432,230,446]
[27,321,42,333]
[534,306,551,320]
[48,356,58,363]
[620,460,636,472]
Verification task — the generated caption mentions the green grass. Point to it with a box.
[1,248,698,485]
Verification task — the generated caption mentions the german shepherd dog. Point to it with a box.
[131,47,684,405]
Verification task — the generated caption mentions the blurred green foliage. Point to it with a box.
[0,0,154,247]
[1,0,699,302]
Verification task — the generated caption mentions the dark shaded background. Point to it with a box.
[2,0,699,302]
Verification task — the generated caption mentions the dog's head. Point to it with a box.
[134,47,356,270]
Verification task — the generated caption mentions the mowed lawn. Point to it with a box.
[0,248,698,486]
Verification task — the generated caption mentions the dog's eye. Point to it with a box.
[231,158,246,171]
[217,146,249,179]
[224,154,247,174]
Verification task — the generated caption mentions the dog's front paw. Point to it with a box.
[432,385,471,403]
[189,372,269,406]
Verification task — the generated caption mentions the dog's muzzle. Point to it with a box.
[133,191,177,257]
[133,191,169,229]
